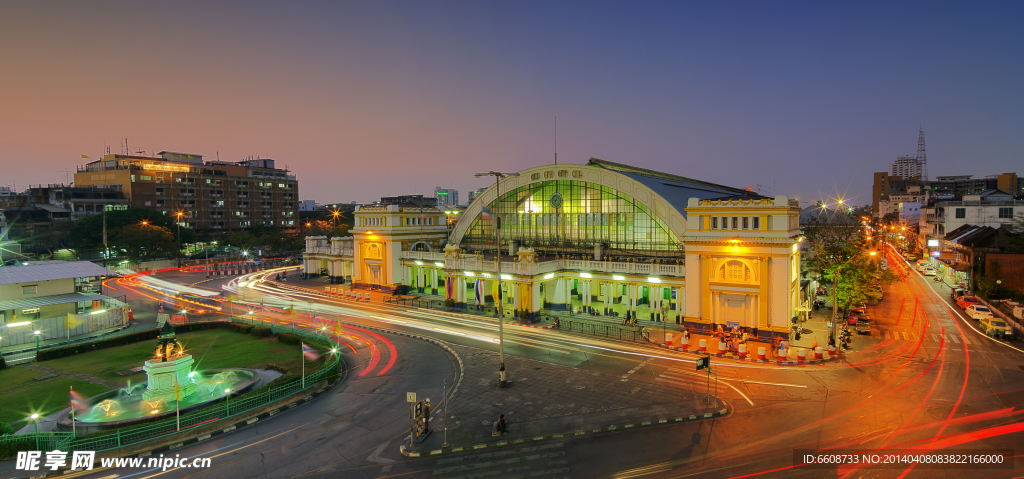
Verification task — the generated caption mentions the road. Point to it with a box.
[68,254,1024,479]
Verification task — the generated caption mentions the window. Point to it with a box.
[144,201,151,206]
[732,217,738,229]
[130,175,136,182]
[955,208,966,219]
[752,217,760,230]
[156,200,164,207]
[998,207,1013,219]
[742,217,749,229]
[711,217,718,229]
[22,285,37,295]
[140,175,152,181]
[722,217,729,229]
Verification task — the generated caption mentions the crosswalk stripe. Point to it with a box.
[932,334,940,342]
[948,334,959,344]
[962,335,972,345]
[901,332,909,341]
[885,331,892,340]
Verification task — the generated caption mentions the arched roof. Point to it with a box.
[449,160,752,246]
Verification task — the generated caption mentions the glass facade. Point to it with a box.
[459,180,682,258]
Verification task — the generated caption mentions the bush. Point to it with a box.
[0,422,13,436]
[0,356,6,370]
[36,323,233,361]
[444,298,455,308]
[277,333,301,345]
[250,327,272,337]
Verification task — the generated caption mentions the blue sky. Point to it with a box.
[1,1,1021,206]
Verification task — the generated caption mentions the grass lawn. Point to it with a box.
[0,379,109,430]
[0,367,56,392]
[0,329,329,429]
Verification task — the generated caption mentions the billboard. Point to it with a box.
[927,239,940,247]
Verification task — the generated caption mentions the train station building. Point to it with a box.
[303,159,803,336]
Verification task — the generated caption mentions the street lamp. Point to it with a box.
[175,211,184,267]
[30,413,40,449]
[34,330,41,356]
[224,389,231,415]
[474,170,520,388]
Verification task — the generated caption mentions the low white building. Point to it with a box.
[919,189,1022,249]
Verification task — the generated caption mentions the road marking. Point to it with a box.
[432,328,466,336]
[948,334,959,344]
[885,331,892,340]
[962,335,972,345]
[932,334,940,342]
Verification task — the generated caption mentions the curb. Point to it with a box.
[398,403,731,457]
[425,310,553,329]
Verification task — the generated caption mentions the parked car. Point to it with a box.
[979,317,1012,339]
[965,304,994,320]
[957,296,981,309]
[923,268,936,276]
[856,315,872,334]
[950,288,966,301]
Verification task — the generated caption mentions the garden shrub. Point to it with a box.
[250,327,272,337]
[277,333,301,345]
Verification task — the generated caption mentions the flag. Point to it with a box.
[446,280,454,300]
[174,377,183,402]
[480,206,494,221]
[334,319,344,336]
[301,342,320,361]
[70,386,87,412]
[81,154,89,159]
[492,280,501,304]
[475,279,483,306]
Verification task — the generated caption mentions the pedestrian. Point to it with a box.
[495,414,507,435]
[773,335,781,358]
[682,328,690,342]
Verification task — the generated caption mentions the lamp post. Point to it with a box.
[224,388,231,415]
[30,413,40,449]
[34,330,41,356]
[475,171,519,388]
[174,211,184,267]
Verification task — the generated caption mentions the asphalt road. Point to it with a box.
[62,254,1024,479]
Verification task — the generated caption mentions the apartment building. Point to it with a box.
[918,189,1022,250]
[74,152,299,234]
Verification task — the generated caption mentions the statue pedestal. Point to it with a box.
[143,355,198,402]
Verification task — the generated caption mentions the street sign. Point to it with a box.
[406,392,417,403]
[415,401,423,418]
[696,356,709,371]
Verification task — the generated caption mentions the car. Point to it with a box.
[923,268,936,276]
[950,288,966,301]
[965,304,994,320]
[957,296,981,309]
[856,315,871,334]
[979,317,1013,339]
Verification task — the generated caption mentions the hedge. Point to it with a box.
[0,356,6,370]
[277,333,301,345]
[250,327,273,338]
[36,322,231,361]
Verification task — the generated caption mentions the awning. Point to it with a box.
[0,292,123,312]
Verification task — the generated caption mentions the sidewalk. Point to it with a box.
[402,343,728,456]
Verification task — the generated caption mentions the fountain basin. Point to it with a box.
[56,368,260,436]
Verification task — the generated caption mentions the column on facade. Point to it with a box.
[582,281,591,313]
[651,285,660,322]
[430,268,438,295]
[512,282,520,316]
[675,286,684,323]
[416,267,425,293]
[550,277,566,311]
[531,281,541,319]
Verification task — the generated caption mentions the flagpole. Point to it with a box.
[176,399,180,431]
[301,344,305,389]
[70,386,76,436]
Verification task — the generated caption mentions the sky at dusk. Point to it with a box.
[1,1,1022,207]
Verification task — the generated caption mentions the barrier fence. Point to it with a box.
[0,319,341,458]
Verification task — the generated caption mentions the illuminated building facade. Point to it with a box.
[74,152,299,234]
[303,159,802,336]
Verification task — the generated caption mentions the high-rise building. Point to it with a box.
[73,152,299,234]
[467,187,488,205]
[890,155,923,179]
[435,188,458,210]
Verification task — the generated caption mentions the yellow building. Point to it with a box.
[303,159,802,337]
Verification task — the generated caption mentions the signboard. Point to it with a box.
[927,239,940,247]
[406,392,417,403]
[930,251,941,257]
[696,356,710,371]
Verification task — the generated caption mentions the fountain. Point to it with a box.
[57,322,259,435]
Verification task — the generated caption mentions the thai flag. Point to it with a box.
[301,342,320,361]
[475,279,483,305]
[70,386,87,411]
[480,206,494,221]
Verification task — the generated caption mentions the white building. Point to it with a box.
[299,200,317,212]
[919,189,1022,248]
[890,155,924,179]
[435,188,458,210]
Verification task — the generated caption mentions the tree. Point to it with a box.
[67,207,197,257]
[110,223,177,262]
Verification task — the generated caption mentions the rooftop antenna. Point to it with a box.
[554,116,557,165]
[916,127,928,181]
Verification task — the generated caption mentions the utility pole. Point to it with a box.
[475,171,519,388]
[102,205,108,295]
